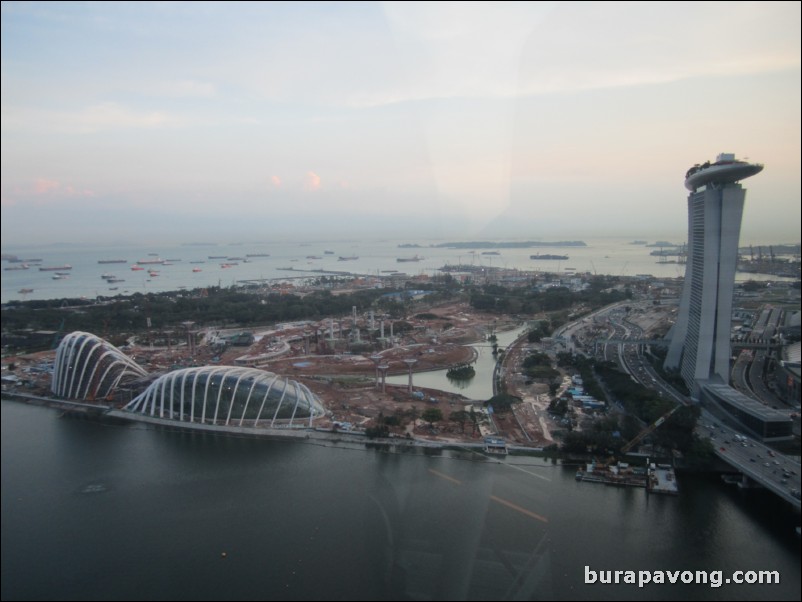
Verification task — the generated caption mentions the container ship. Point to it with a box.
[530,254,569,260]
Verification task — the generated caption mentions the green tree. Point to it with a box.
[392,320,414,334]
[486,393,520,414]
[449,410,468,433]
[421,407,443,426]
[469,406,479,435]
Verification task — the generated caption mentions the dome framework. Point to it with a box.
[52,331,147,401]
[124,366,323,428]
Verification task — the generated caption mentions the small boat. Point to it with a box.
[192,267,202,272]
[18,288,34,294]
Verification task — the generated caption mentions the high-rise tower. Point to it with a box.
[664,153,763,397]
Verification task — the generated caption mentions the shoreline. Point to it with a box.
[0,391,726,471]
[0,390,547,456]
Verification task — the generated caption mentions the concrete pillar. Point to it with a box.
[378,365,389,393]
[404,359,417,393]
[370,354,382,389]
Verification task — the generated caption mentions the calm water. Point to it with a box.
[2,401,799,601]
[386,325,526,399]
[1,237,791,303]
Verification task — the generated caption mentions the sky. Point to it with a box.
[1,1,800,246]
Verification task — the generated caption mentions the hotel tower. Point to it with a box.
[664,153,763,397]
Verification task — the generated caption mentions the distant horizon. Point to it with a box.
[2,230,799,251]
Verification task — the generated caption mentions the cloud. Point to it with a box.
[1,102,171,134]
[304,171,321,191]
[3,178,96,206]
[34,178,61,194]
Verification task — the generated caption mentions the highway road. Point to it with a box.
[698,412,801,509]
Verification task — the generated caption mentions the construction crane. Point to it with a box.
[621,404,683,453]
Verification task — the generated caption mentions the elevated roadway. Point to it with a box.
[697,412,801,510]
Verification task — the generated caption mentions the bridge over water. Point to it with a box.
[697,409,800,510]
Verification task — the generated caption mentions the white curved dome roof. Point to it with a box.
[52,331,147,401]
[124,366,323,427]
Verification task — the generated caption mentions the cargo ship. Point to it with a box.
[530,254,569,261]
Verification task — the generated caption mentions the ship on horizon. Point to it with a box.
[530,254,569,261]
[135,258,166,265]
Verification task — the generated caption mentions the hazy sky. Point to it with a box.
[2,1,800,246]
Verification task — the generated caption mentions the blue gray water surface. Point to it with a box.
[2,401,800,601]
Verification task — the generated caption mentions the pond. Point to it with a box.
[386,323,530,399]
